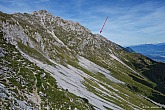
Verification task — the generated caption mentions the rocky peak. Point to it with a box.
[32,10,91,34]
[31,10,54,26]
[32,10,52,17]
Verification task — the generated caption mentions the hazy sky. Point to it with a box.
[0,0,165,46]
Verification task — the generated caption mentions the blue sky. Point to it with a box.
[0,0,165,46]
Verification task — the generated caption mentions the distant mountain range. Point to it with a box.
[129,42,165,62]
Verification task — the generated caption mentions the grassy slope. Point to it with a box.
[119,50,165,104]
[0,31,94,109]
[50,17,165,109]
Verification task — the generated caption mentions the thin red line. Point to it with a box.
[100,16,108,33]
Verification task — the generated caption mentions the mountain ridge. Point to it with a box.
[0,10,165,109]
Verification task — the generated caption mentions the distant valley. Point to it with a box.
[129,42,165,62]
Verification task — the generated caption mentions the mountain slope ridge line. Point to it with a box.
[0,10,165,110]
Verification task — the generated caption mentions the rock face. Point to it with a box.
[0,10,165,110]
